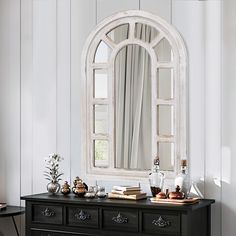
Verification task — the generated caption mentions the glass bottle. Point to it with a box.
[174,159,189,198]
[149,156,164,197]
[84,186,96,198]
[96,186,106,198]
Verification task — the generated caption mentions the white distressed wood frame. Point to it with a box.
[81,10,188,180]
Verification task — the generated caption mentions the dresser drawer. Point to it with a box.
[32,204,63,225]
[142,211,180,235]
[66,206,99,228]
[102,208,138,232]
[31,231,52,236]
[32,230,82,236]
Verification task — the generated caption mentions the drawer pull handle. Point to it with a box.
[152,216,170,228]
[41,208,55,217]
[74,210,91,221]
[112,212,128,224]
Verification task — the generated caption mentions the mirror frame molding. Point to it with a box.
[81,10,188,180]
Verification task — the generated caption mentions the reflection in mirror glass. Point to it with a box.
[107,24,129,44]
[93,105,109,134]
[157,68,173,99]
[157,105,174,136]
[158,142,174,171]
[94,140,109,167]
[115,44,152,170]
[135,23,158,43]
[94,40,111,63]
[94,69,108,98]
[154,38,173,61]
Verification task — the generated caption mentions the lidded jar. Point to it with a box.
[72,176,88,197]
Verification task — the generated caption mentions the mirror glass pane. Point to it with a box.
[154,38,173,62]
[94,40,111,63]
[157,105,174,136]
[157,68,173,99]
[94,69,108,98]
[94,140,109,167]
[94,105,109,134]
[158,142,174,171]
[135,23,159,43]
[115,44,152,170]
[107,24,129,44]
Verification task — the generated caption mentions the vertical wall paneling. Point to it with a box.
[57,0,71,182]
[97,0,139,23]
[0,0,8,205]
[222,1,236,236]
[5,0,21,206]
[0,0,21,235]
[172,1,206,192]
[70,0,96,181]
[32,0,57,193]
[21,0,33,199]
[204,2,222,236]
[140,0,171,23]
[21,0,33,234]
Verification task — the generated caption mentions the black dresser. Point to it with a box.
[21,193,214,236]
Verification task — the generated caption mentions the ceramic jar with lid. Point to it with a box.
[168,185,185,199]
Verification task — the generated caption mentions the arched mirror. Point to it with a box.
[81,10,187,179]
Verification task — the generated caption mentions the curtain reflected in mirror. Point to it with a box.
[115,44,152,170]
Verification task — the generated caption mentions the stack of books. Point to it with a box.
[108,185,147,200]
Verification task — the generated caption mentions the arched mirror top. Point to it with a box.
[81,10,188,179]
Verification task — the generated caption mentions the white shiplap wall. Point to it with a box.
[222,1,236,236]
[0,0,21,235]
[0,0,223,235]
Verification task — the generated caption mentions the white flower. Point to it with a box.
[44,153,64,182]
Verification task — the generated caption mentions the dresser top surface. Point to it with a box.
[21,193,214,212]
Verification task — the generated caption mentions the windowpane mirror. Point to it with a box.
[158,142,175,171]
[135,23,159,43]
[157,68,173,99]
[94,41,110,63]
[154,38,173,62]
[94,69,108,98]
[93,105,109,134]
[107,24,129,44]
[94,140,109,167]
[82,10,187,178]
[157,105,174,136]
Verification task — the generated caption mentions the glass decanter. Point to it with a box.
[149,157,164,197]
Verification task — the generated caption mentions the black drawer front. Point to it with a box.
[32,231,52,236]
[67,206,99,228]
[32,204,63,225]
[31,231,82,236]
[142,211,180,235]
[102,208,138,232]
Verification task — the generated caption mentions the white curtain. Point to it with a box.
[115,24,154,170]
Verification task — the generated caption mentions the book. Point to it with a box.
[112,185,141,191]
[108,192,147,200]
[0,203,7,210]
[111,189,141,195]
